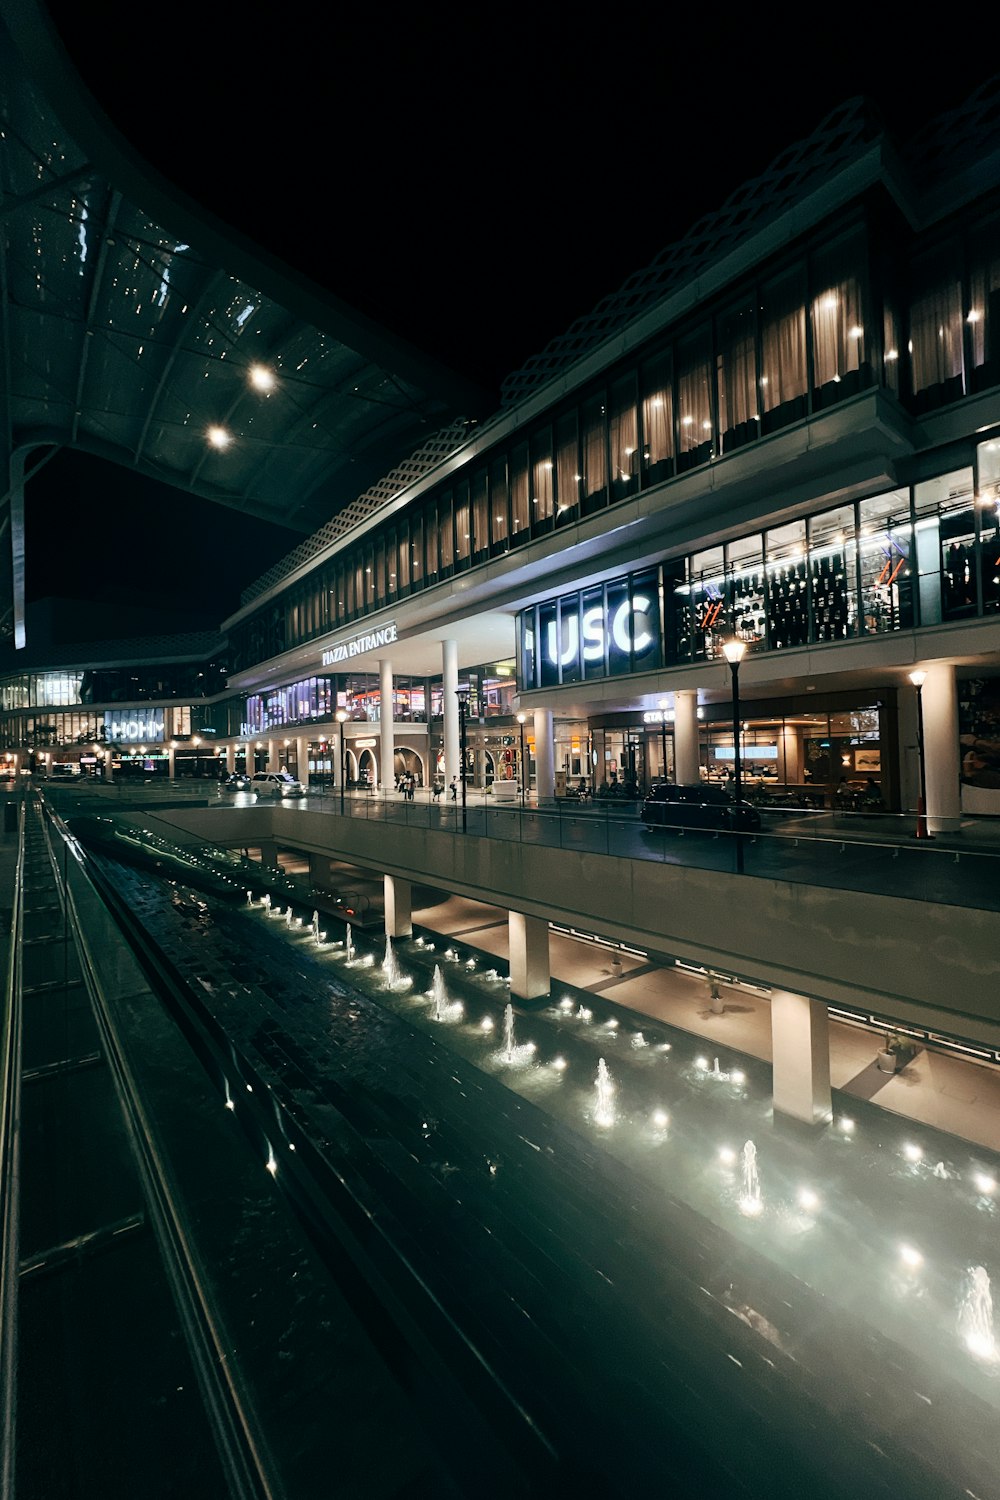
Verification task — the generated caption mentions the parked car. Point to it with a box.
[640,782,762,833]
[250,771,306,799]
[217,772,253,795]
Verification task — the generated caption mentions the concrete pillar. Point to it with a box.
[257,838,280,869]
[920,663,962,834]
[167,746,176,779]
[508,911,550,1002]
[267,740,280,772]
[384,874,412,938]
[780,723,801,786]
[443,639,459,788]
[224,744,235,775]
[533,708,555,801]
[380,658,394,792]
[674,691,700,784]
[295,737,308,786]
[770,989,832,1127]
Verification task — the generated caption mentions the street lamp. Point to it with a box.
[516,712,527,806]
[335,709,348,816]
[909,670,932,840]
[457,692,469,832]
[722,640,747,874]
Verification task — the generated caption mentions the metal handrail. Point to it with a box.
[0,794,25,1499]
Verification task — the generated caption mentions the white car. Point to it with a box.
[250,771,305,799]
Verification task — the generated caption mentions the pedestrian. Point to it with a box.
[432,779,443,802]
[450,777,457,800]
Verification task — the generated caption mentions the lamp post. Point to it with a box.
[909,670,932,840]
[658,697,670,784]
[335,709,348,816]
[722,640,747,874]
[457,692,469,832]
[516,712,527,806]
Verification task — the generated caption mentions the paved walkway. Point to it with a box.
[412,890,1000,1155]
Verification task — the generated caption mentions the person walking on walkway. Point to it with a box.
[450,777,457,800]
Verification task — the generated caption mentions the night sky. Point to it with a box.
[23,10,1000,625]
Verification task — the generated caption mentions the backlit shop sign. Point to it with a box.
[522,570,661,685]
[322,620,398,666]
[104,710,165,742]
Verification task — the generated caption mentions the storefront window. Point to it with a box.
[727,535,766,647]
[808,505,857,642]
[581,585,606,680]
[909,245,966,411]
[689,545,726,660]
[765,520,808,649]
[858,489,914,632]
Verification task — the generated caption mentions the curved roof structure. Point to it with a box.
[0,2,490,645]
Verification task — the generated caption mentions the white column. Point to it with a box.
[770,989,832,1127]
[295,737,308,786]
[224,744,235,775]
[533,708,555,801]
[508,911,550,1002]
[267,740,280,772]
[673,691,700,784]
[379,658,395,792]
[779,723,801,786]
[384,875,412,938]
[920,663,962,833]
[443,639,459,788]
[167,745,176,779]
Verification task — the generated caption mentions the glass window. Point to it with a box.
[471,467,489,561]
[489,454,509,552]
[509,442,530,542]
[531,428,554,530]
[676,325,713,471]
[454,479,471,568]
[689,545,726,660]
[967,218,1000,393]
[374,534,387,604]
[538,600,559,688]
[858,489,914,633]
[554,410,580,525]
[716,298,758,453]
[437,490,454,576]
[410,511,424,589]
[810,228,869,408]
[760,267,807,433]
[640,348,674,486]
[913,469,975,623]
[581,392,608,516]
[557,594,582,683]
[609,372,639,502]
[663,558,691,663]
[908,245,965,411]
[808,505,857,641]
[605,576,631,676]
[765,520,809,649]
[976,439,1000,612]
[727,534,766,647]
[395,522,410,595]
[580,584,606,679]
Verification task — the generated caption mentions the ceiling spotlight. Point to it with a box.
[249,364,275,391]
[207,425,232,449]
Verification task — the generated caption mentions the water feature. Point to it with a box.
[739,1140,762,1216]
[286,906,294,928]
[344,923,355,962]
[959,1265,997,1361]
[503,1003,515,1062]
[312,910,322,943]
[246,890,253,906]
[263,893,271,913]
[594,1058,615,1127]
[381,935,411,989]
[429,965,447,1021]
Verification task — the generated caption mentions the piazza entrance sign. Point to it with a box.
[322,620,398,666]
